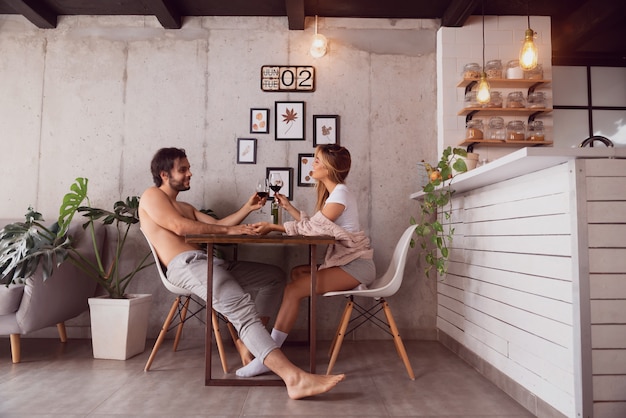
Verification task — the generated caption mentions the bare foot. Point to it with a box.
[285,371,345,400]
[234,339,254,365]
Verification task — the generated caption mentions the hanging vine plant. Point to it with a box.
[410,146,468,278]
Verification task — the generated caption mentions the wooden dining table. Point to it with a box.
[184,233,335,386]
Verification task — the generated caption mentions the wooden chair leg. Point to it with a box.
[173,296,191,352]
[212,309,229,373]
[326,299,354,375]
[56,322,68,343]
[328,297,353,357]
[10,334,20,364]
[381,299,415,380]
[145,297,180,372]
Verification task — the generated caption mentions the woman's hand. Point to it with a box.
[251,222,278,235]
[275,193,292,210]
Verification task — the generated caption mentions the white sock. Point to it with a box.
[236,328,288,377]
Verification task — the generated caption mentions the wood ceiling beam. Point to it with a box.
[285,0,304,30]
[441,0,480,27]
[551,0,626,54]
[148,0,182,29]
[4,0,56,28]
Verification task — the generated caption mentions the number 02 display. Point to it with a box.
[261,66,315,92]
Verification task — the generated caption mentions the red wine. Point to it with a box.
[269,185,282,193]
[256,191,269,199]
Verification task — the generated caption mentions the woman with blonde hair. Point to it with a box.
[239,144,375,377]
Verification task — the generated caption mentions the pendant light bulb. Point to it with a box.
[310,16,328,58]
[519,28,538,70]
[476,73,491,104]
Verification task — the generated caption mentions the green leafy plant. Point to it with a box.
[410,147,468,278]
[0,178,153,298]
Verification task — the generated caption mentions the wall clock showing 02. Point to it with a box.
[261,65,315,92]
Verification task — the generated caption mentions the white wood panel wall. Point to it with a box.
[584,159,626,418]
[439,163,577,417]
[438,158,626,418]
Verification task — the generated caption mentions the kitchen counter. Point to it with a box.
[410,146,626,199]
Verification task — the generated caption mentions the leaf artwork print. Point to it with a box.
[252,111,266,131]
[282,108,298,134]
[321,124,333,140]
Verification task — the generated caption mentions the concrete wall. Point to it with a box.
[0,15,438,341]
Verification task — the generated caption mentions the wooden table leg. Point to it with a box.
[206,244,214,385]
[309,244,317,373]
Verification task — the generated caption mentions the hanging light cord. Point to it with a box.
[481,0,485,68]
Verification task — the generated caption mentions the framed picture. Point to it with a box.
[275,101,305,141]
[297,153,316,187]
[237,138,257,164]
[266,167,294,200]
[250,108,269,134]
[313,115,339,146]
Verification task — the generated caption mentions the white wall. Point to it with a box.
[0,15,439,341]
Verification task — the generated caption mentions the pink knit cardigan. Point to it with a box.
[283,211,374,269]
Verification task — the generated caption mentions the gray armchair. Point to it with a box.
[0,221,105,363]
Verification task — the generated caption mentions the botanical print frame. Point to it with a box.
[313,115,339,146]
[266,166,294,200]
[250,108,269,134]
[275,101,305,141]
[297,153,316,187]
[237,138,257,164]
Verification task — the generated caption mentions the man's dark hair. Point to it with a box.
[151,147,187,187]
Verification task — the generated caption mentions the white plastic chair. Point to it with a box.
[323,225,416,380]
[141,230,233,373]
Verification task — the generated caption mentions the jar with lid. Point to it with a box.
[527,120,545,141]
[462,62,481,80]
[485,60,503,79]
[487,117,506,140]
[464,90,479,108]
[466,119,484,139]
[527,91,546,109]
[524,63,543,80]
[506,91,526,108]
[506,120,526,141]
[506,59,524,79]
[485,91,503,108]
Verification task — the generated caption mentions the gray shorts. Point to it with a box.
[337,257,376,287]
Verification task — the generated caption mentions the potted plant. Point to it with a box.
[410,147,468,278]
[0,177,154,360]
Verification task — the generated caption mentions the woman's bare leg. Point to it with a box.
[274,265,359,333]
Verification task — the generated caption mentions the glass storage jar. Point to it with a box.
[462,62,481,80]
[487,117,506,140]
[466,119,484,139]
[527,91,546,109]
[506,120,526,141]
[485,91,503,108]
[506,91,526,108]
[527,120,545,141]
[524,63,543,80]
[506,59,524,79]
[485,60,503,79]
[464,90,479,108]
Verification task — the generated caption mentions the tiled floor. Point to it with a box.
[0,337,535,417]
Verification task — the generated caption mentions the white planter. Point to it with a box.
[88,294,152,360]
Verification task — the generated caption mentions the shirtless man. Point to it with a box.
[139,147,344,399]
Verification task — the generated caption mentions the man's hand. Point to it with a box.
[227,224,258,235]
[246,192,267,212]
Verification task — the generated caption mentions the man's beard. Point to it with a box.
[169,177,190,191]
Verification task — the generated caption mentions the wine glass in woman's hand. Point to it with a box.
[268,173,283,196]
